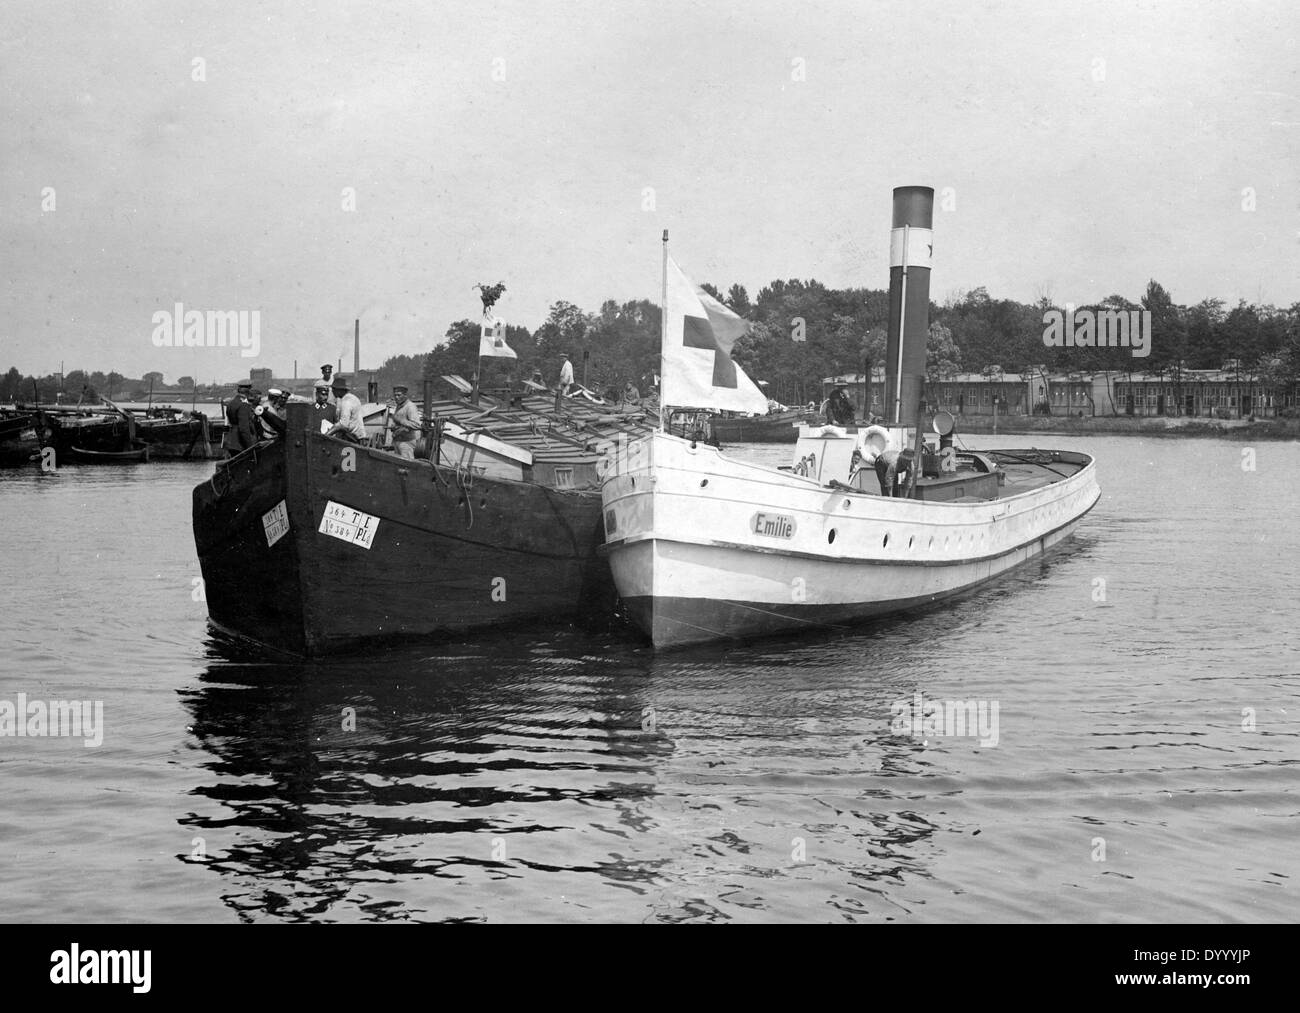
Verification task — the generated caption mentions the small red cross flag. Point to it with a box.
[662,256,767,413]
[479,315,517,359]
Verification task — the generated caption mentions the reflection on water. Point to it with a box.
[177,621,956,923]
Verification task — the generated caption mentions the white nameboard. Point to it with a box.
[262,501,289,547]
[319,500,379,549]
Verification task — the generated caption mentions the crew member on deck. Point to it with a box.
[221,381,259,457]
[327,375,367,443]
[312,380,337,426]
[826,385,856,427]
[623,379,640,406]
[320,364,337,405]
[255,388,288,439]
[386,384,423,460]
[555,353,574,410]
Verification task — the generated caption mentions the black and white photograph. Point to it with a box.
[1,0,1295,957]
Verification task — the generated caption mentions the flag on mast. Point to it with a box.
[479,315,517,359]
[661,256,767,414]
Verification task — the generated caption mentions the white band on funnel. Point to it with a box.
[889,227,934,269]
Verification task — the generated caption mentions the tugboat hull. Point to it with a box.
[601,432,1099,648]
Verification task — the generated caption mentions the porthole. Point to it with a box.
[882,533,890,548]
[828,529,837,544]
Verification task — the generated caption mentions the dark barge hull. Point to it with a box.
[192,402,614,657]
[135,417,219,459]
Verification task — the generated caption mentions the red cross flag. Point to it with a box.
[479,315,517,359]
[662,256,767,413]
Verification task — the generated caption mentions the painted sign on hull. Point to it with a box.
[319,500,379,550]
[752,512,796,539]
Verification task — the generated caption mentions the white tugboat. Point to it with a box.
[600,186,1100,648]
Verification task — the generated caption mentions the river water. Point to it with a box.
[0,435,1296,922]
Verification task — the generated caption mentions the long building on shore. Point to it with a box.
[823,367,1300,420]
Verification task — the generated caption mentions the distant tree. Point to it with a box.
[178,375,195,389]
[926,321,962,381]
[1,366,21,402]
[425,320,486,386]
[143,371,165,387]
[532,301,592,372]
[726,284,751,316]
[105,371,124,398]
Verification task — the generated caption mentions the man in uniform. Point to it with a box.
[312,379,337,427]
[320,364,337,405]
[253,388,279,439]
[326,374,367,443]
[385,384,423,460]
[221,380,259,457]
[256,388,289,439]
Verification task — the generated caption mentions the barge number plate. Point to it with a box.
[262,501,289,547]
[319,500,379,550]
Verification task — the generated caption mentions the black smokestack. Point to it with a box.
[884,186,934,426]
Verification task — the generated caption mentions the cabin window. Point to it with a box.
[981,390,990,405]
[554,467,574,488]
[965,390,977,406]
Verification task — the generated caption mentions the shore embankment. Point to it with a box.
[948,414,1300,441]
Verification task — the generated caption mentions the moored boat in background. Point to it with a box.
[710,406,814,443]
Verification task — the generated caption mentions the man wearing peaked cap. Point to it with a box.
[222,381,259,457]
[312,379,337,426]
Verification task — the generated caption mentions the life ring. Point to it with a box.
[859,425,889,464]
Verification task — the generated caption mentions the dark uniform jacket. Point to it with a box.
[222,397,259,453]
[312,402,337,426]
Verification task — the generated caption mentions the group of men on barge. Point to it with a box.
[221,363,419,459]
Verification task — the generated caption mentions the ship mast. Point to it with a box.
[659,229,668,432]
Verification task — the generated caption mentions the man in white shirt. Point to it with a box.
[326,375,367,443]
[556,353,574,409]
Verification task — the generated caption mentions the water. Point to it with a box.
[0,437,1296,922]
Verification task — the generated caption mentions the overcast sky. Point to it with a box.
[2,0,1297,382]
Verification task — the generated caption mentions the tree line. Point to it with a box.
[7,280,1297,408]
[415,279,1300,407]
